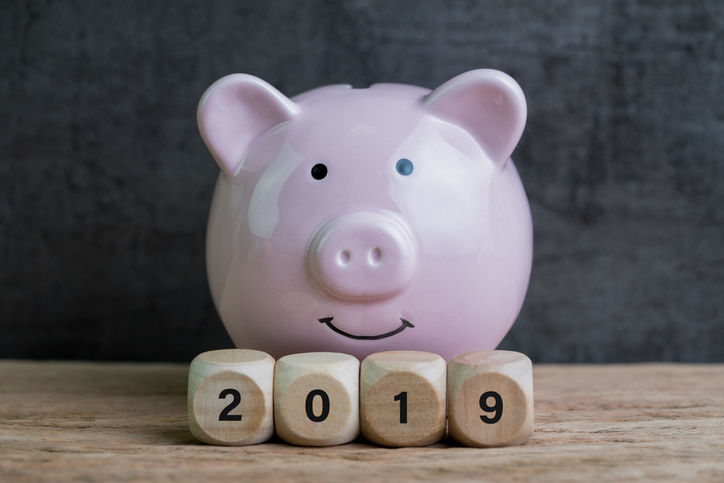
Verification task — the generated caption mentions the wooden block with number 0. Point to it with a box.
[447,351,534,447]
[360,351,446,447]
[187,349,275,445]
[274,352,360,446]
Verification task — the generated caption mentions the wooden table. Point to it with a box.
[1,361,722,481]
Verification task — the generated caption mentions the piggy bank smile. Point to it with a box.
[200,70,533,361]
[318,317,415,341]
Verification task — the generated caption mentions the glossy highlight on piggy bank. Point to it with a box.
[200,69,532,362]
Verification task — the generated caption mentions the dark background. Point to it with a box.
[2,1,722,363]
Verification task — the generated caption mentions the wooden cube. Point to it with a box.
[274,352,360,446]
[360,351,446,447]
[447,350,534,447]
[188,349,275,445]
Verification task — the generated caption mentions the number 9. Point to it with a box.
[479,391,503,424]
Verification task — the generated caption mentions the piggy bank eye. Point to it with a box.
[311,163,328,180]
[396,158,413,176]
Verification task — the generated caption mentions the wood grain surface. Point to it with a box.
[1,361,722,482]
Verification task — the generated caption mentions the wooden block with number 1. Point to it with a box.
[360,351,446,447]
[447,350,534,447]
[188,349,275,445]
[274,352,360,446]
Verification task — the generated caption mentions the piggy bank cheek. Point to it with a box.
[404,175,491,258]
[395,161,494,258]
[214,228,323,355]
[210,144,316,351]
[231,264,320,355]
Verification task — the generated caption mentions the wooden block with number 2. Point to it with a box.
[187,349,275,445]
[447,351,534,447]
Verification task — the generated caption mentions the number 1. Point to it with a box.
[394,391,408,424]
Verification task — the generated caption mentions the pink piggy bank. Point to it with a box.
[199,69,532,362]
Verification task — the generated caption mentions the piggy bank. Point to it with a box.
[199,69,532,362]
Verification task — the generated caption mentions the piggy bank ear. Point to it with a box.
[198,74,299,177]
[424,69,527,167]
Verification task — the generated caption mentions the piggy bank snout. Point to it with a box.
[308,213,417,301]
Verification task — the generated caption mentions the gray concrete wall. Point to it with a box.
[2,0,722,362]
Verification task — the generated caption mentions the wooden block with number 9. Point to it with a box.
[188,349,275,445]
[360,351,446,447]
[447,351,533,447]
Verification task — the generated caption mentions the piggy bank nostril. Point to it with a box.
[337,250,351,267]
[368,248,382,266]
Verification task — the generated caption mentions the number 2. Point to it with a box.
[479,391,502,424]
[218,388,242,421]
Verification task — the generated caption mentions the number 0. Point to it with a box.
[305,389,330,422]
